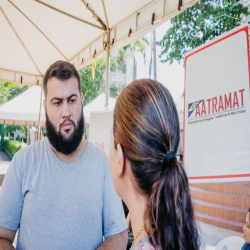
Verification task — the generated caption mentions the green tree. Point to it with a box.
[0,81,28,105]
[79,59,105,106]
[124,37,149,80]
[20,125,27,140]
[110,48,128,69]
[80,47,131,103]
[80,37,149,105]
[157,0,250,65]
[109,47,131,97]
[4,125,20,137]
[4,125,27,141]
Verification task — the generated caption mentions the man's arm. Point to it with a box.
[0,227,16,250]
[0,155,23,250]
[97,229,128,250]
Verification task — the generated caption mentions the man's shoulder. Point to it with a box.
[14,137,46,160]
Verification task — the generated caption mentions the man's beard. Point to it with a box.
[45,110,84,155]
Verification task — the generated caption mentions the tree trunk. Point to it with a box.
[149,30,157,80]
[132,43,137,80]
[152,29,157,80]
[133,57,137,80]
[27,126,30,145]
[149,46,152,79]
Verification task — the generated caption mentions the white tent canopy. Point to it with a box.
[84,93,116,123]
[0,0,198,86]
[0,85,45,126]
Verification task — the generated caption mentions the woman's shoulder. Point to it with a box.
[131,238,155,250]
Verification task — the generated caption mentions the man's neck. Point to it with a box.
[50,138,88,163]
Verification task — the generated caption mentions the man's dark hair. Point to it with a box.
[43,60,81,98]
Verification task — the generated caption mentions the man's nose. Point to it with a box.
[62,102,71,118]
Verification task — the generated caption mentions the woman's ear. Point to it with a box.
[117,144,125,178]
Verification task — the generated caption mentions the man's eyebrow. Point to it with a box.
[51,97,62,102]
[50,94,78,102]
[67,94,78,99]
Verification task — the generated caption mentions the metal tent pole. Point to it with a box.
[37,86,43,141]
[105,31,110,110]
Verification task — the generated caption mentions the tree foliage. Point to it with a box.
[0,81,28,105]
[79,59,105,106]
[80,45,135,104]
[4,136,27,156]
[124,37,149,63]
[4,125,20,136]
[157,0,250,65]
[111,48,128,68]
[4,125,27,142]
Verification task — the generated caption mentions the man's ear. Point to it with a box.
[117,144,125,178]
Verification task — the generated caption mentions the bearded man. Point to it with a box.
[0,61,127,250]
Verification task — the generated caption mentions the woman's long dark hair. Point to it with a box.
[113,79,199,250]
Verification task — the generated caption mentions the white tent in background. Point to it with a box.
[84,93,116,124]
[0,85,45,126]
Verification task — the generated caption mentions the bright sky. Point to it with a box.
[136,20,185,110]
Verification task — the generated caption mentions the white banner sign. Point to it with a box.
[184,24,250,183]
[88,111,113,156]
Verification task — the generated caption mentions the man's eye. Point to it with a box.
[54,102,60,106]
[70,99,76,103]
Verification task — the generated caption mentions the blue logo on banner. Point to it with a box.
[188,100,203,118]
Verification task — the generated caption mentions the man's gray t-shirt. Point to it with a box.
[0,137,127,250]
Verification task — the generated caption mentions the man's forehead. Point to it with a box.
[47,77,79,96]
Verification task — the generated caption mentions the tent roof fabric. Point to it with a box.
[0,0,198,86]
[84,93,116,123]
[0,85,45,126]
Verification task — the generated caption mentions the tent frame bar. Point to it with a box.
[70,0,197,72]
[105,31,110,110]
[0,0,198,142]
[37,86,43,140]
[0,119,45,126]
[112,0,160,30]
[69,32,107,61]
[163,0,166,16]
[33,0,105,30]
[9,0,68,61]
[1,0,198,86]
[101,0,109,29]
[0,67,42,77]
[0,7,42,76]
[0,68,42,86]
[74,0,197,69]
[80,0,107,30]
